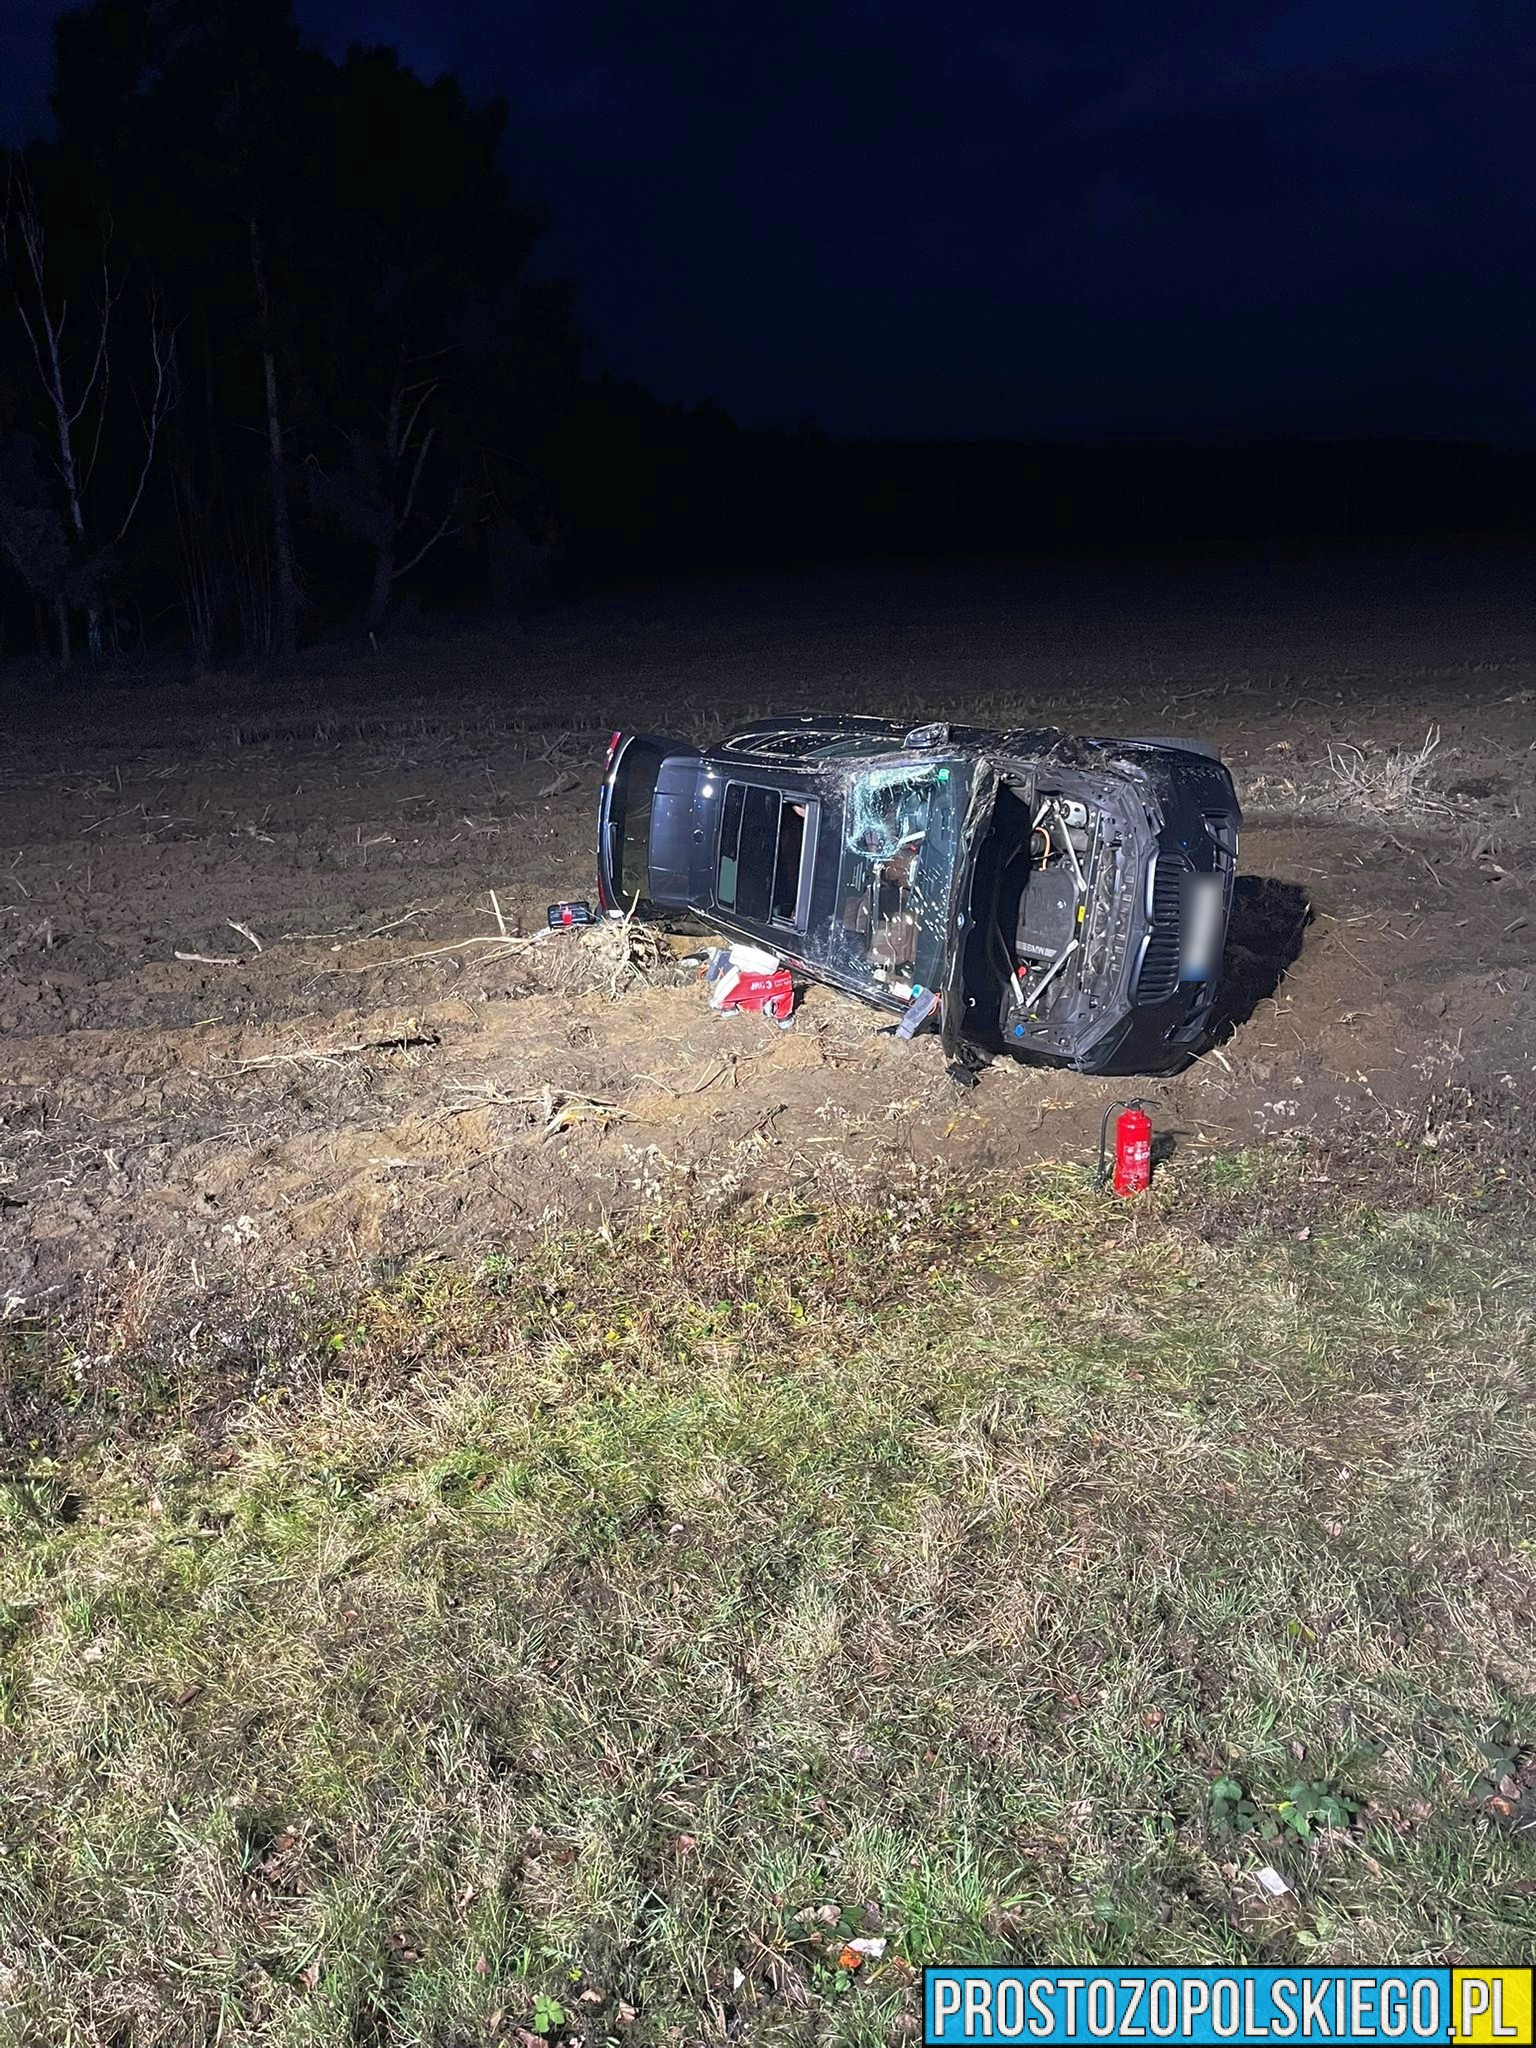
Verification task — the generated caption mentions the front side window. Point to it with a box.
[834,761,962,985]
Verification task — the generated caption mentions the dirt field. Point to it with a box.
[3,546,1534,1313]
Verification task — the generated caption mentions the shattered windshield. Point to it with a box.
[832,760,964,992]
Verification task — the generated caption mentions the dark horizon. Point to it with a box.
[6,0,1534,448]
[2,0,1532,672]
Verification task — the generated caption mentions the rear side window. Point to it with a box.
[716,783,815,928]
[734,788,780,920]
[772,800,807,920]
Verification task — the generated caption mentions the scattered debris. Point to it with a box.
[447,1081,628,1140]
[894,986,939,1039]
[541,1091,625,1139]
[707,944,796,1024]
[389,894,555,966]
[235,1027,439,1070]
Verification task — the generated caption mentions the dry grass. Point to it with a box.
[2,1150,1535,2045]
[1239,724,1526,868]
[1325,727,1459,820]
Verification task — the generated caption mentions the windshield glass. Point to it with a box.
[832,760,964,990]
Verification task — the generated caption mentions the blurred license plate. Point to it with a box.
[1180,872,1225,981]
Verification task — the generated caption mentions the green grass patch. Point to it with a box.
[2,1157,1534,2044]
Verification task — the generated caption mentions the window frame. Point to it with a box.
[714,779,819,933]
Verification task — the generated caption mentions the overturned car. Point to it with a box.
[597,715,1241,1075]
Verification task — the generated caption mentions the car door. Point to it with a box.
[597,732,703,917]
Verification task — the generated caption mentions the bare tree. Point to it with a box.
[305,350,461,631]
[366,356,460,629]
[1,156,174,662]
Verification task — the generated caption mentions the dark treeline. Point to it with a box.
[551,397,1536,581]
[0,0,577,665]
[2,0,1532,668]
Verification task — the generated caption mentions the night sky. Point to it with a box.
[5,0,1533,443]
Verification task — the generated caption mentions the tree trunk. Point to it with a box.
[37,255,96,662]
[366,528,395,631]
[366,369,403,631]
[8,166,168,665]
[260,340,300,658]
[249,219,299,659]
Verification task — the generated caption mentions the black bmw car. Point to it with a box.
[597,715,1241,1075]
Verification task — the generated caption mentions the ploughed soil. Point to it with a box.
[2,547,1534,1312]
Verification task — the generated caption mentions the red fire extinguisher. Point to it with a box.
[1098,1098,1153,1196]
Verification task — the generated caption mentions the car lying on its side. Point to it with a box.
[597,715,1241,1075]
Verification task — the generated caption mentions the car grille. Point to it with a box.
[1135,854,1188,1003]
